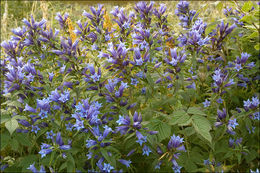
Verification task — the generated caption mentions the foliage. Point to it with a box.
[0,1,259,172]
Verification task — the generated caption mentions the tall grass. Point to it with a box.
[1,1,230,42]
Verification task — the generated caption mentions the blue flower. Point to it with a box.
[86,139,97,148]
[172,165,182,173]
[24,103,37,113]
[27,163,37,173]
[131,78,139,86]
[155,161,162,169]
[26,73,34,82]
[90,73,101,82]
[119,159,131,168]
[202,99,210,107]
[59,90,70,103]
[253,112,260,120]
[186,82,196,89]
[216,98,223,104]
[39,110,48,119]
[228,119,238,129]
[37,98,51,111]
[48,72,54,82]
[142,145,152,156]
[74,119,85,131]
[59,145,71,150]
[243,99,251,108]
[136,134,147,146]
[235,63,242,71]
[168,134,184,149]
[49,89,61,102]
[171,159,182,173]
[204,159,211,165]
[31,125,40,134]
[141,87,146,94]
[39,148,52,158]
[103,163,114,173]
[46,130,55,139]
[65,122,73,131]
[86,152,93,160]
[136,58,143,66]
[105,79,115,93]
[116,115,126,125]
[252,97,259,107]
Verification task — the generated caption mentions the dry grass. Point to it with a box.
[1,1,233,42]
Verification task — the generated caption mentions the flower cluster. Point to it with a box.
[1,1,259,173]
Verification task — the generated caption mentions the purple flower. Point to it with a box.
[235,63,242,71]
[48,72,54,82]
[203,99,210,107]
[27,163,38,173]
[216,98,223,104]
[39,148,52,158]
[116,115,126,125]
[49,89,61,102]
[59,145,71,150]
[217,108,226,120]
[142,145,152,156]
[24,104,37,113]
[131,78,139,86]
[171,159,182,173]
[136,131,147,146]
[103,163,114,173]
[228,119,238,129]
[251,97,259,107]
[155,161,162,169]
[37,98,51,111]
[86,139,97,148]
[118,159,131,168]
[56,132,64,146]
[105,79,116,93]
[116,126,130,135]
[46,130,55,139]
[59,90,70,103]
[243,99,251,108]
[186,82,196,89]
[31,125,40,134]
[39,110,48,119]
[168,134,184,150]
[204,159,211,165]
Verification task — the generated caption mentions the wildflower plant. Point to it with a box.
[0,1,259,173]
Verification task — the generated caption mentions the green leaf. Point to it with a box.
[67,153,75,172]
[5,118,19,135]
[182,127,195,136]
[242,1,253,12]
[59,162,67,172]
[187,107,206,116]
[147,119,171,142]
[18,155,38,169]
[240,15,253,24]
[191,115,212,143]
[178,118,192,126]
[1,114,11,124]
[1,132,10,151]
[16,133,32,146]
[254,43,259,50]
[248,31,258,39]
[169,110,189,125]
[100,148,116,166]
[11,138,19,151]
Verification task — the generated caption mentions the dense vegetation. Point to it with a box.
[1,1,259,172]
